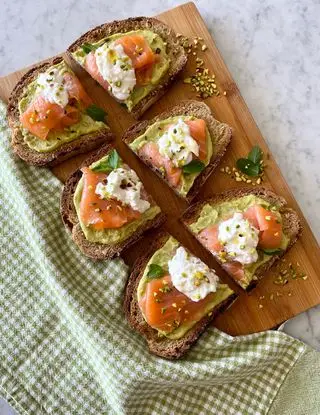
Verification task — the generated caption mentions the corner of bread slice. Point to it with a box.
[122,100,232,202]
[7,57,112,167]
[181,186,302,291]
[67,17,187,119]
[60,143,166,260]
[123,231,237,359]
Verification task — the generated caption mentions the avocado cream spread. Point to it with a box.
[73,30,170,111]
[137,237,234,340]
[18,61,107,153]
[129,116,214,197]
[189,195,289,288]
[73,156,160,245]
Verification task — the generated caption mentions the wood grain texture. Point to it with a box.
[0,2,319,335]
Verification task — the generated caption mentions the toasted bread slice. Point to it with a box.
[67,17,187,119]
[123,100,232,202]
[124,232,237,359]
[7,57,112,167]
[60,143,165,260]
[181,187,302,290]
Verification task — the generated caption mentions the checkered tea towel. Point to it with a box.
[1,100,319,415]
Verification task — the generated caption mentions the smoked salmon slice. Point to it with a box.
[198,225,223,252]
[84,52,110,90]
[185,119,207,161]
[139,142,182,188]
[20,71,92,140]
[243,205,282,249]
[115,35,155,69]
[139,275,215,333]
[20,96,68,140]
[222,262,244,281]
[79,167,141,230]
[63,72,93,107]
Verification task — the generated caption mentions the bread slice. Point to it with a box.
[7,57,113,166]
[123,100,232,202]
[60,143,166,260]
[67,17,187,119]
[181,187,302,290]
[124,232,237,359]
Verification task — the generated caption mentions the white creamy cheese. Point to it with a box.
[218,212,259,265]
[36,68,69,108]
[95,43,136,101]
[95,167,150,213]
[168,247,219,302]
[158,118,200,167]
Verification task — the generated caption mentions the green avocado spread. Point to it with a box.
[137,237,234,340]
[129,116,214,197]
[72,30,170,111]
[18,61,107,153]
[73,155,160,245]
[189,195,289,288]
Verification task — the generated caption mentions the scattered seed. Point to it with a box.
[259,304,263,309]
[202,44,208,51]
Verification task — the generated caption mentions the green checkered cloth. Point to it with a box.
[0,99,319,415]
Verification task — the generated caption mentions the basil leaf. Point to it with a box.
[182,160,205,175]
[262,248,283,255]
[86,104,107,122]
[236,158,260,177]
[108,149,120,170]
[91,149,120,172]
[147,264,165,279]
[247,145,262,164]
[82,42,97,54]
[91,160,113,173]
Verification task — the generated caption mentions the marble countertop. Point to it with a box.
[0,0,319,412]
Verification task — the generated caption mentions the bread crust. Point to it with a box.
[67,17,187,119]
[122,100,232,202]
[60,143,166,260]
[181,187,302,290]
[123,232,237,359]
[7,56,113,166]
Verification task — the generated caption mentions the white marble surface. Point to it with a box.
[0,0,319,413]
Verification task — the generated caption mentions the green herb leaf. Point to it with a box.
[262,248,283,256]
[236,158,261,177]
[182,160,205,175]
[86,104,107,122]
[82,42,98,54]
[147,264,165,279]
[108,149,120,170]
[247,145,262,164]
[91,149,120,172]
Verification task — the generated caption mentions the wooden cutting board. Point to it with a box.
[1,2,319,335]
